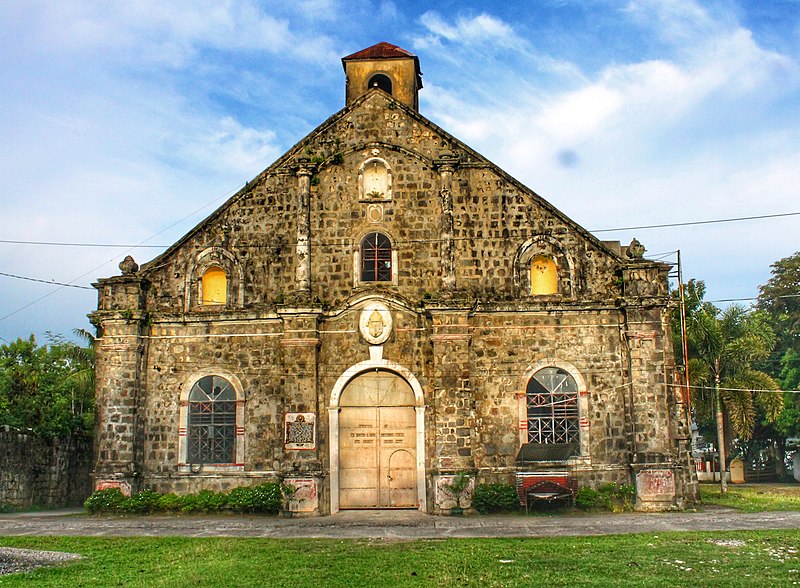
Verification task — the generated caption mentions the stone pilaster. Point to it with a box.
[295,161,312,294]
[278,307,323,508]
[621,263,680,509]
[90,273,147,495]
[435,151,458,291]
[429,308,474,476]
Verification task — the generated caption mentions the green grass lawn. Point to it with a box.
[700,483,800,512]
[1,532,799,587]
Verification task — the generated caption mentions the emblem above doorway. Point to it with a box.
[359,302,392,345]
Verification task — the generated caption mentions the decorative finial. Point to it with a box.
[627,238,645,259]
[119,255,139,275]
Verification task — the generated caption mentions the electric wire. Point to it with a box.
[1,211,798,249]
[0,183,242,324]
[0,271,94,290]
[2,207,798,324]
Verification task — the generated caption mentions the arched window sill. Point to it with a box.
[177,464,244,474]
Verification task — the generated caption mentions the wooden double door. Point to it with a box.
[339,371,417,508]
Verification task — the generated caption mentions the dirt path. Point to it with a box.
[2,507,800,539]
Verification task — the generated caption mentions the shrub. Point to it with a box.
[227,486,258,514]
[249,482,283,514]
[194,490,229,513]
[472,483,520,514]
[156,493,182,512]
[122,489,161,514]
[84,488,128,514]
[576,484,635,512]
[83,482,286,516]
[575,487,600,509]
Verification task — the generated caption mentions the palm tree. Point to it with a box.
[687,303,783,493]
[62,328,96,433]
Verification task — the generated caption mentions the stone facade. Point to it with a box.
[91,42,697,514]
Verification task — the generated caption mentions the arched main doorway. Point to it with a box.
[329,360,426,513]
[339,371,416,508]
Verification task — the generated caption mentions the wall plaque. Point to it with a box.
[97,480,132,497]
[284,412,316,450]
[285,478,318,513]
[636,469,675,501]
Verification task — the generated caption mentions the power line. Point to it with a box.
[0,184,241,324]
[591,211,800,233]
[707,294,800,303]
[3,264,799,307]
[0,271,94,290]
[0,239,164,248]
[1,211,798,249]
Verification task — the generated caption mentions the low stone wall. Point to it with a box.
[0,428,93,508]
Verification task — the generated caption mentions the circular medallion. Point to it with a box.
[359,302,393,345]
[367,204,383,223]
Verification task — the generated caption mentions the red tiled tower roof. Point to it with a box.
[342,42,416,61]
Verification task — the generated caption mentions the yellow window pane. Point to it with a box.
[201,267,227,305]
[531,256,558,295]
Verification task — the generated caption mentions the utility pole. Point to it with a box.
[715,372,728,494]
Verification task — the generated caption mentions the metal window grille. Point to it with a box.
[526,367,579,445]
[188,375,236,464]
[361,232,392,282]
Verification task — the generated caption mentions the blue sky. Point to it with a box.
[1,0,799,343]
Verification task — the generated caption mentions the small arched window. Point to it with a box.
[368,74,392,95]
[526,367,579,445]
[531,255,558,295]
[201,266,227,305]
[187,375,237,464]
[361,232,392,282]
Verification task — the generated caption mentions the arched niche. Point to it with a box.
[185,247,245,311]
[514,237,574,299]
[358,157,392,201]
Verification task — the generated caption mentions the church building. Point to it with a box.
[91,42,697,514]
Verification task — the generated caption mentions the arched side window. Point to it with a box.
[526,367,579,445]
[187,375,237,464]
[368,73,392,95]
[185,247,245,311]
[201,266,227,305]
[530,255,558,295]
[360,232,393,282]
[515,237,574,299]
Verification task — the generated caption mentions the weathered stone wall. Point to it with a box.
[90,78,696,512]
[131,92,623,316]
[0,429,92,508]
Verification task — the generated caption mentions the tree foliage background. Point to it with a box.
[675,251,800,471]
[0,330,94,437]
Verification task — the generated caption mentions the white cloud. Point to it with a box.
[419,11,520,47]
[2,0,799,341]
[6,0,339,66]
[179,117,280,176]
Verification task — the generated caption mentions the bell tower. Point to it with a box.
[342,42,423,111]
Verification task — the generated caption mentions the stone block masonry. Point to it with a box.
[0,428,92,508]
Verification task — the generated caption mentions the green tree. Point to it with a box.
[755,253,800,467]
[757,251,800,355]
[0,332,95,437]
[683,283,782,493]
